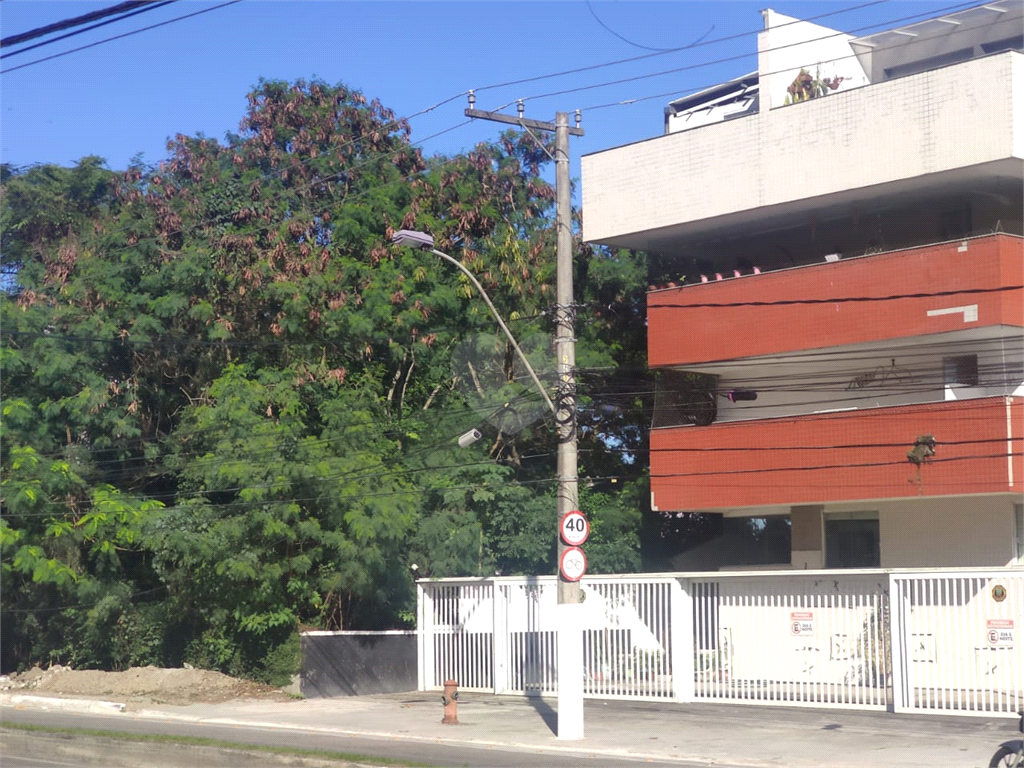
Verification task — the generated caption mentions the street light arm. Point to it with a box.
[431,248,556,416]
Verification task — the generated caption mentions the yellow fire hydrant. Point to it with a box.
[441,679,459,724]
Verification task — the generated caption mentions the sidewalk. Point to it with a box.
[3,689,1018,768]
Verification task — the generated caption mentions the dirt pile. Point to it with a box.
[0,664,294,705]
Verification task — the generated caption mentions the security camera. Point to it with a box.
[458,428,483,448]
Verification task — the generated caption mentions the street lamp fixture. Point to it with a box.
[390,229,555,416]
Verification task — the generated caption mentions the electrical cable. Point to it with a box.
[1,2,165,47]
[585,0,714,53]
[576,0,983,112]
[1,1,179,60]
[648,284,1022,309]
[471,0,893,94]
[0,1,243,75]
[2,330,1017,471]
[649,451,1020,480]
[4,4,1015,512]
[3,1,995,295]
[7,446,1016,521]
[0,377,557,485]
[502,0,980,111]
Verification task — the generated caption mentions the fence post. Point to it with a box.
[417,582,434,691]
[887,573,908,713]
[671,578,695,703]
[493,580,508,694]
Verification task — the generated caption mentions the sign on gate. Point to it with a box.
[986,619,1014,647]
[790,611,814,636]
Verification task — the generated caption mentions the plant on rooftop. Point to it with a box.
[784,67,846,105]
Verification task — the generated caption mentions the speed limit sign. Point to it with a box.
[560,510,589,546]
[559,546,587,582]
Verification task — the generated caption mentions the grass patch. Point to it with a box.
[2,723,443,767]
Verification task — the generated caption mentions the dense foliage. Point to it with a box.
[1,79,652,681]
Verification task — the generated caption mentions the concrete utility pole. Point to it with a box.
[465,96,585,740]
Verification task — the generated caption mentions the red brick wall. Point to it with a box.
[650,396,1023,511]
[648,235,1024,368]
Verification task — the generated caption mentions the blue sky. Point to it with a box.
[1,1,962,181]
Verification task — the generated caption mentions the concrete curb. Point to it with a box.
[5,694,126,714]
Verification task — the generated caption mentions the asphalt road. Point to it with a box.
[0,707,724,768]
[4,757,92,768]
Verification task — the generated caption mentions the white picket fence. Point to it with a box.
[417,569,1024,717]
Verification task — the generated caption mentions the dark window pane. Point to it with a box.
[825,518,880,568]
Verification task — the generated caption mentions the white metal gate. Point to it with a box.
[689,573,890,710]
[417,568,1022,717]
[417,581,494,692]
[890,571,1024,716]
[580,578,680,700]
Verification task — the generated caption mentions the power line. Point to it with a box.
[512,0,980,111]
[1,1,165,47]
[577,0,981,112]
[585,0,713,53]
[0,1,243,75]
[0,586,167,615]
[6,286,1018,351]
[0,1,179,60]
[472,0,893,95]
[7,448,1016,521]
[648,284,1022,309]
[0,118,476,267]
[2,3,988,286]
[649,451,1019,480]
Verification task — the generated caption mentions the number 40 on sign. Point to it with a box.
[560,510,589,546]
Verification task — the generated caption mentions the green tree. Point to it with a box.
[1,77,651,678]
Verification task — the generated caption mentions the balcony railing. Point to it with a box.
[648,234,1023,368]
[649,396,1023,512]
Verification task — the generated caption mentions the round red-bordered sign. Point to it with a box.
[560,510,590,546]
[559,546,587,582]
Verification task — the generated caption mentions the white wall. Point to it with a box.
[581,52,1021,246]
[758,10,869,112]
[1015,53,1024,161]
[875,496,1018,568]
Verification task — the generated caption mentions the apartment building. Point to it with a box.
[581,1,1024,569]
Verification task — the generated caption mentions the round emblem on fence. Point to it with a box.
[559,546,587,582]
[992,584,1007,602]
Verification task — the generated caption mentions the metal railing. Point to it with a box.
[891,570,1023,716]
[417,568,1023,717]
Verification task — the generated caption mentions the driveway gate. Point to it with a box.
[417,568,1023,717]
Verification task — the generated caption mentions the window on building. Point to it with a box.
[1015,503,1024,565]
[943,354,979,387]
[824,512,880,569]
[883,47,974,80]
[981,35,1024,55]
